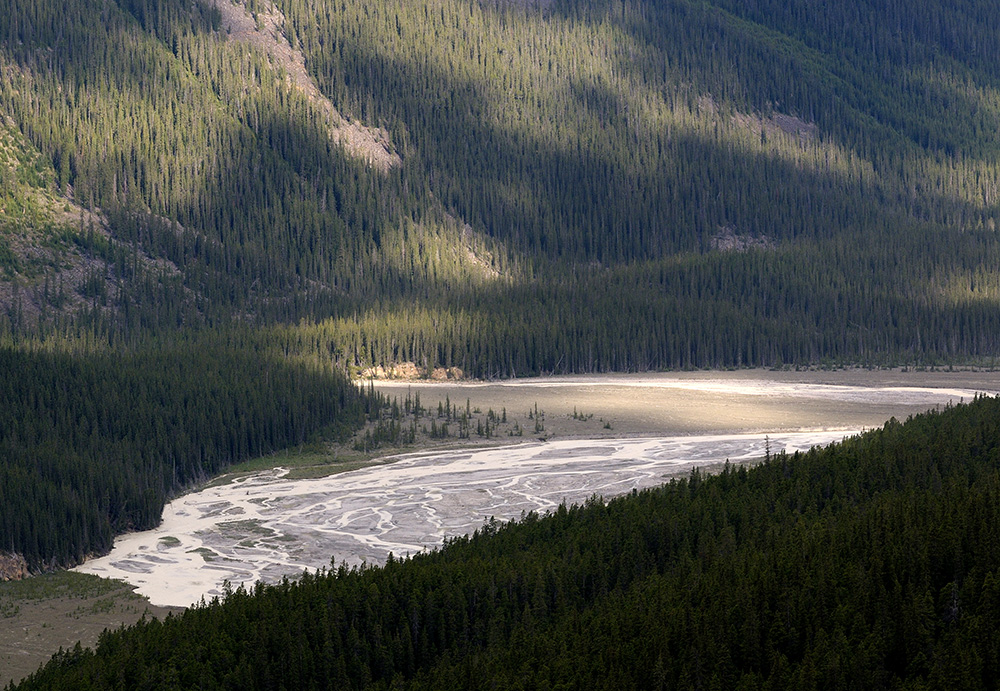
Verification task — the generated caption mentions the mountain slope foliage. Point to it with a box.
[1,0,1000,371]
[4,0,1000,678]
[14,395,1000,689]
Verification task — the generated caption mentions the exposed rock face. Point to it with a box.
[710,226,774,252]
[389,362,421,379]
[209,0,400,171]
[361,365,388,380]
[0,552,29,581]
[360,363,465,381]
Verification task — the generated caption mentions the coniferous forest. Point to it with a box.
[14,395,1000,689]
[2,0,1000,372]
[4,0,1000,685]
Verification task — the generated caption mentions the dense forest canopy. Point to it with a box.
[0,331,369,570]
[0,0,1000,371]
[14,394,1000,689]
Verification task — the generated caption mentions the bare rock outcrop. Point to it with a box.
[710,226,774,253]
[209,0,400,171]
[0,552,29,581]
[389,362,421,379]
[360,363,466,381]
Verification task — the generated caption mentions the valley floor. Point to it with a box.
[369,367,998,440]
[0,573,180,688]
[4,367,999,686]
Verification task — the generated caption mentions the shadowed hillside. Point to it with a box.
[0,0,999,370]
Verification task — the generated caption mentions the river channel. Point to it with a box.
[75,372,997,608]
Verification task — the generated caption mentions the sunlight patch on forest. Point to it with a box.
[937,270,1000,306]
[476,5,873,182]
[373,213,523,289]
[383,0,883,198]
[896,65,1000,214]
[416,0,998,234]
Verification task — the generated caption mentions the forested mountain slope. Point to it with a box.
[0,116,125,327]
[15,395,1000,689]
[4,0,1000,577]
[1,0,1000,371]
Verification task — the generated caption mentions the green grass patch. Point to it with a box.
[0,571,140,604]
[187,547,219,562]
[217,520,275,538]
[212,442,403,485]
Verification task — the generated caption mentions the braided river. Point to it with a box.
[75,372,999,607]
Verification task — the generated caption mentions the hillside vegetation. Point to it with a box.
[1,0,1000,371]
[4,0,1000,680]
[14,395,1000,689]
